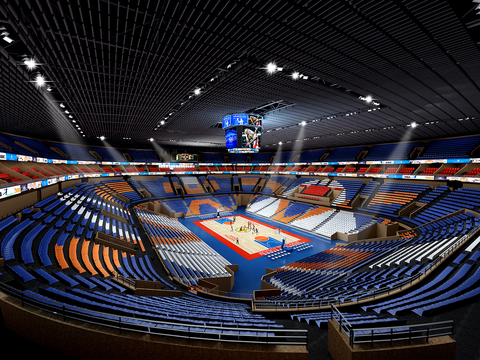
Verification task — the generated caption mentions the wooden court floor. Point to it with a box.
[194,215,311,260]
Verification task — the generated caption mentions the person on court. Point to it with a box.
[236,237,239,244]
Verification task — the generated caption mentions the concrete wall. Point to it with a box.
[0,292,308,360]
[327,319,456,360]
[0,190,38,219]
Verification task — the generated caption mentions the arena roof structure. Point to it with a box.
[0,0,480,151]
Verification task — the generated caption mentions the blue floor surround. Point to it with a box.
[179,206,345,295]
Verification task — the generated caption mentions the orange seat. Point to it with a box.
[92,244,109,277]
[69,237,86,274]
[80,240,97,276]
[112,249,122,270]
[103,246,116,274]
[55,244,69,269]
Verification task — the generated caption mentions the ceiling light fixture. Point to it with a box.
[99,136,105,141]
[411,121,418,128]
[24,58,37,70]
[365,95,373,103]
[266,62,277,74]
[292,71,300,80]
[194,88,201,95]
[34,75,46,87]
[1,32,13,43]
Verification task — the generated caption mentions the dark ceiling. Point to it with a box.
[1,0,480,151]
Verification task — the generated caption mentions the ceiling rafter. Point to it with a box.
[0,0,479,150]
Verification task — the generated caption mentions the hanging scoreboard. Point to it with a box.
[223,114,263,153]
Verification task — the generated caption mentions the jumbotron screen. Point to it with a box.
[223,114,262,153]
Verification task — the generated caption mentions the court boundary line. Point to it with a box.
[193,215,311,261]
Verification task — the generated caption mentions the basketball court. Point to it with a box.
[194,214,311,260]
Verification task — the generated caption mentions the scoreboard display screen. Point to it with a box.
[248,115,262,127]
[225,128,237,149]
[223,113,263,153]
[231,114,248,126]
[241,126,261,150]
[222,115,232,128]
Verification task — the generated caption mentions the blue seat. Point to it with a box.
[54,219,65,228]
[55,272,80,287]
[32,211,45,220]
[39,227,57,266]
[22,223,46,264]
[8,265,35,282]
[32,268,59,285]
[63,208,74,219]
[88,277,112,291]
[73,275,96,289]
[43,214,56,224]
[1,219,33,261]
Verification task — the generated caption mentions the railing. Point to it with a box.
[196,287,254,300]
[0,281,308,346]
[112,272,137,288]
[330,305,454,347]
[253,225,479,310]
[198,211,234,219]
[254,265,426,310]
[112,272,175,292]
[330,304,352,334]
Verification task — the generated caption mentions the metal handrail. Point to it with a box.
[0,281,308,346]
[253,226,478,310]
[349,320,454,347]
[330,304,352,333]
[330,304,453,347]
